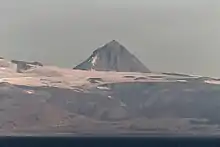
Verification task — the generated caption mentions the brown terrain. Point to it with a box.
[0,41,220,136]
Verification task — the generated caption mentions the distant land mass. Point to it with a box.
[74,40,150,73]
[0,43,220,136]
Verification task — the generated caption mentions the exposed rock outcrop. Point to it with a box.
[11,60,43,73]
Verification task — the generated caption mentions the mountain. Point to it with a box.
[74,40,150,73]
[1,55,220,135]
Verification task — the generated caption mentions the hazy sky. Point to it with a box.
[0,0,219,77]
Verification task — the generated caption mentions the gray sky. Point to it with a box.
[0,0,219,77]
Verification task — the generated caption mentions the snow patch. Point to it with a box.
[91,55,98,66]
[107,95,114,100]
[23,90,35,94]
[204,80,220,85]
[177,80,187,82]
[97,86,111,90]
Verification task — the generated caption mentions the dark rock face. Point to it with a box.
[134,77,147,80]
[74,40,150,73]
[87,78,103,83]
[11,60,43,73]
